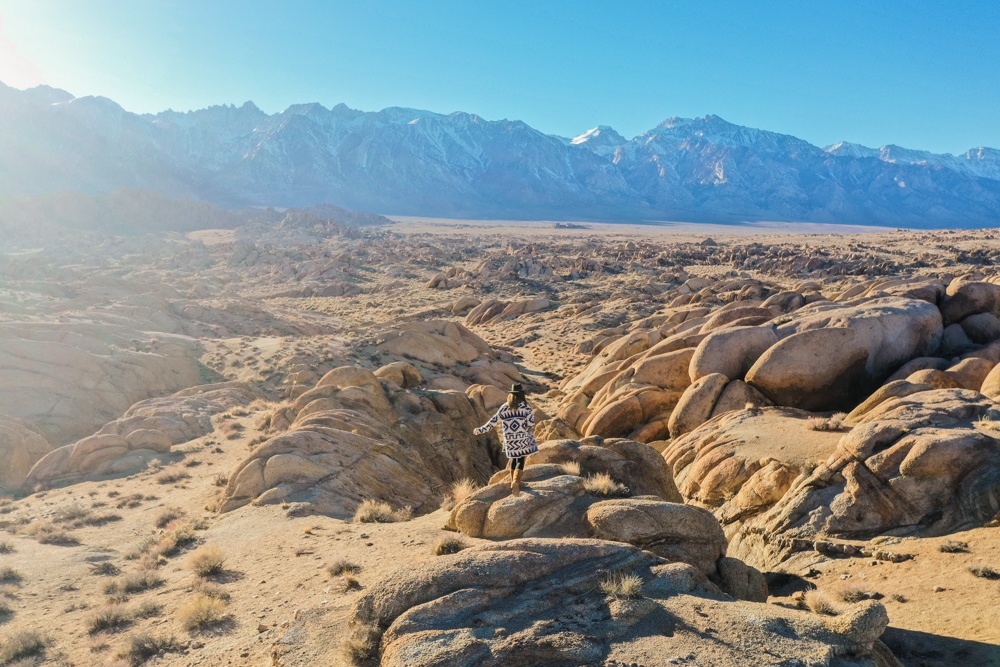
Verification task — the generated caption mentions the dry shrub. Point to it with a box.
[86,605,133,634]
[806,413,849,432]
[0,543,12,555]
[52,504,91,524]
[559,461,582,476]
[0,602,12,622]
[352,500,412,524]
[187,546,226,578]
[134,601,161,619]
[0,570,20,586]
[968,564,1000,580]
[177,594,227,632]
[804,589,841,615]
[328,560,361,577]
[150,522,196,559]
[154,472,190,485]
[433,536,468,556]
[0,629,48,664]
[342,626,379,665]
[599,571,643,599]
[154,508,184,529]
[119,633,181,666]
[834,584,881,603]
[583,473,628,497]
[114,494,149,510]
[27,522,79,546]
[213,474,228,488]
[193,581,230,602]
[90,562,120,577]
[441,479,478,510]
[940,540,969,553]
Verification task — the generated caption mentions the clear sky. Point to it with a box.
[1,0,998,154]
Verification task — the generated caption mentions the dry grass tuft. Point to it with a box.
[352,500,412,524]
[0,570,20,586]
[177,594,228,633]
[806,413,849,432]
[433,536,468,556]
[26,521,80,546]
[559,461,582,476]
[804,589,841,615]
[328,560,362,577]
[940,540,970,553]
[149,522,197,560]
[968,564,1000,580]
[89,562,121,577]
[119,633,181,666]
[105,571,164,598]
[193,581,230,602]
[834,584,881,603]
[448,479,478,505]
[342,627,379,665]
[0,543,12,555]
[154,508,185,529]
[599,571,643,599]
[0,629,48,664]
[154,471,190,485]
[583,472,628,497]
[187,546,226,578]
[86,605,133,634]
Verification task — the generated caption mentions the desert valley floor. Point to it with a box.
[0,213,999,667]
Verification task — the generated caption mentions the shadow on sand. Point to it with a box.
[883,626,1000,667]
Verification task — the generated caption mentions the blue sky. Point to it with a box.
[1,0,998,154]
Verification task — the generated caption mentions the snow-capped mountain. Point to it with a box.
[1,81,998,227]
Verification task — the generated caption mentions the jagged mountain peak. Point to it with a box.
[0,82,998,227]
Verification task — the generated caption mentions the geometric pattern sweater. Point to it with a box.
[473,403,539,458]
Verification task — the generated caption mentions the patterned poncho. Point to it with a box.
[474,403,539,458]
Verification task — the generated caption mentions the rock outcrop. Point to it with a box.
[217,366,501,515]
[347,539,895,667]
[0,415,52,489]
[24,382,258,489]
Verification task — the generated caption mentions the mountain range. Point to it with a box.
[2,81,999,227]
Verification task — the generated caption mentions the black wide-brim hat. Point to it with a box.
[510,383,524,394]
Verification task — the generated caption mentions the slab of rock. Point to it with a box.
[348,539,893,667]
[731,389,1000,568]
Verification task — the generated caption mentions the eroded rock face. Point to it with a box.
[25,382,259,489]
[0,415,52,489]
[218,367,500,515]
[0,323,201,444]
[347,539,893,667]
[730,389,1000,567]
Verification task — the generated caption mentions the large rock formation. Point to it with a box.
[25,382,259,489]
[0,415,52,489]
[0,322,202,443]
[687,390,1000,568]
[217,366,502,515]
[346,539,895,667]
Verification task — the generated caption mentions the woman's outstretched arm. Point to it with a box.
[473,407,503,435]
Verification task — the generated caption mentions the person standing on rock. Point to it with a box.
[473,383,538,497]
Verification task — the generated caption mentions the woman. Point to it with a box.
[473,383,538,496]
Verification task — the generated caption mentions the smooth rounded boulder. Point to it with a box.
[688,325,778,382]
[746,328,869,411]
[668,373,729,438]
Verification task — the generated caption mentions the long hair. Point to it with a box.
[507,390,527,409]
